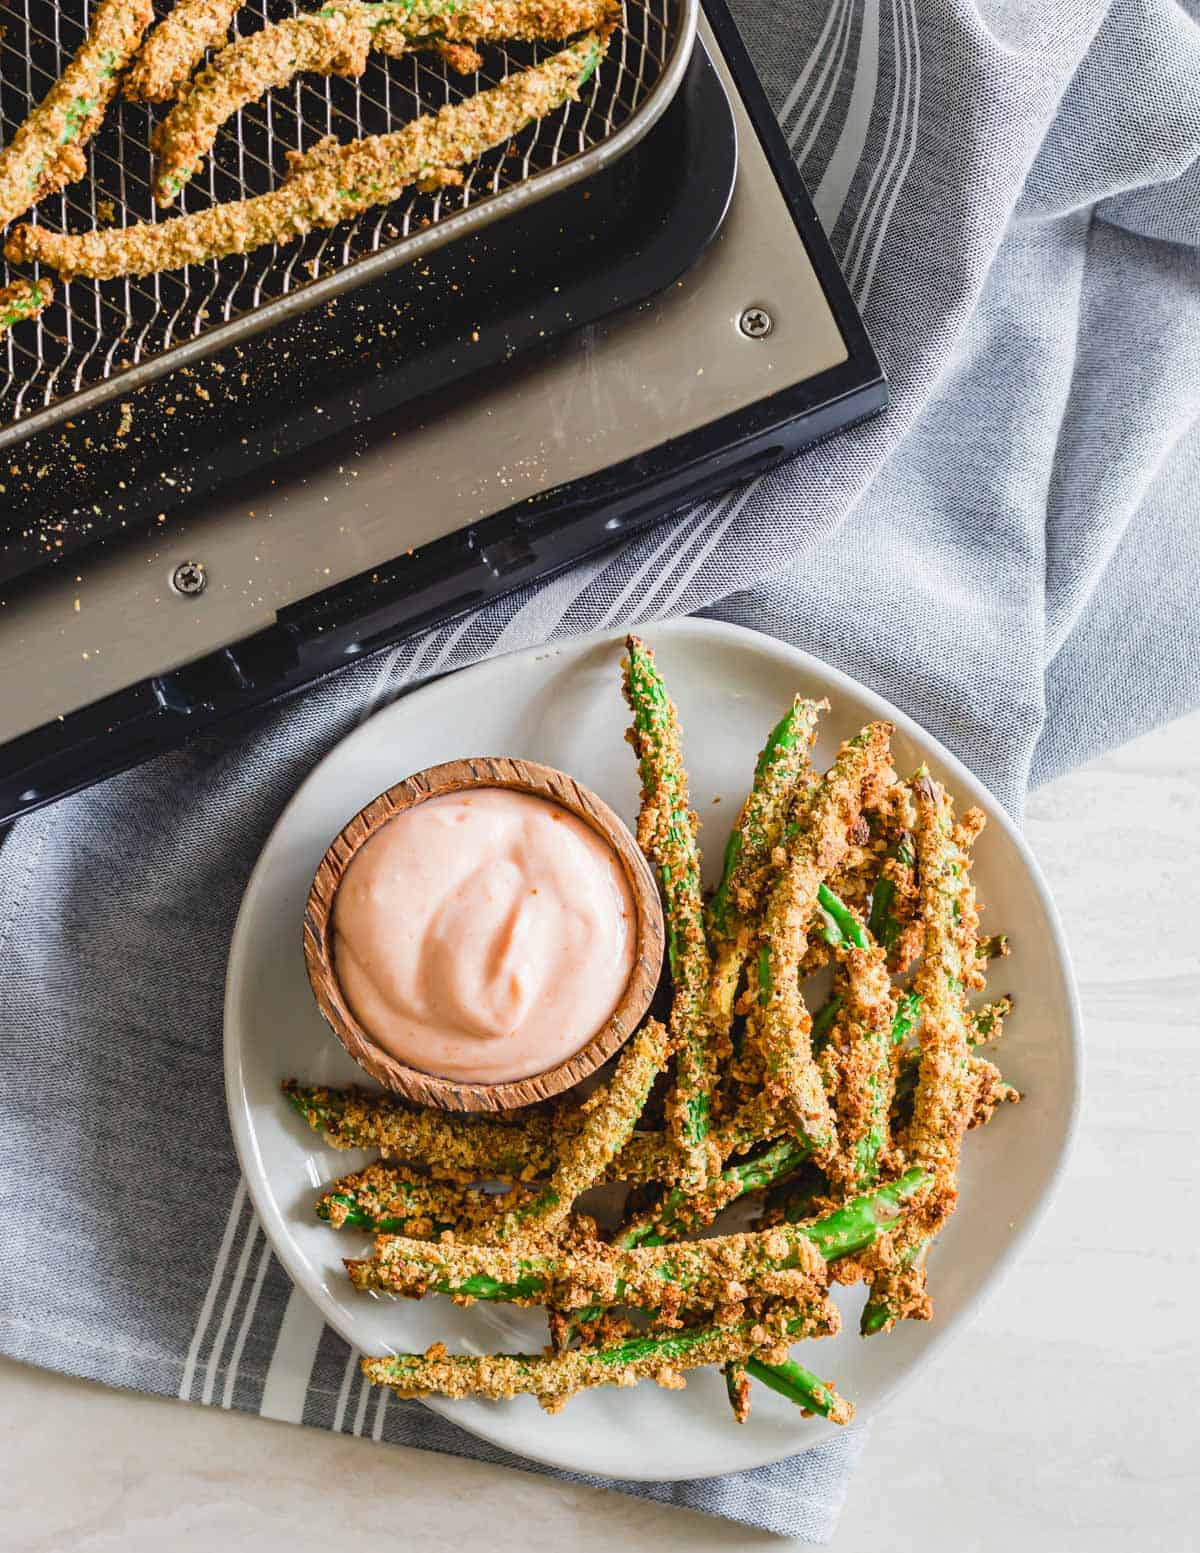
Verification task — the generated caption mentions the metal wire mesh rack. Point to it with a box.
[0,0,695,448]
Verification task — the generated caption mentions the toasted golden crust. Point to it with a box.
[623,636,718,1189]
[706,697,825,1095]
[361,1300,842,1412]
[820,942,897,1189]
[0,277,53,337]
[476,1019,669,1244]
[316,1161,538,1236]
[863,773,979,1326]
[288,674,1020,1413]
[285,1079,673,1185]
[905,774,980,1193]
[150,0,620,205]
[125,0,245,103]
[349,1215,829,1315]
[0,0,154,227]
[8,33,610,279]
[969,1058,1021,1129]
[744,723,894,1160]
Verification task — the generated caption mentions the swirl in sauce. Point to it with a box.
[332,788,637,1083]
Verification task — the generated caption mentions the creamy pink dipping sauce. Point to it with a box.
[332,787,637,1084]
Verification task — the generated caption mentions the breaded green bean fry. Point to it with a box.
[705,696,824,1046]
[285,1079,561,1177]
[0,0,154,227]
[151,0,620,205]
[284,1080,671,1185]
[349,1213,829,1312]
[906,773,982,1185]
[477,1018,669,1243]
[745,724,894,1161]
[125,0,245,103]
[8,33,611,279]
[316,1161,536,1236]
[346,1169,930,1309]
[864,771,979,1330]
[361,1301,848,1415]
[623,635,717,1190]
[820,942,897,1190]
[0,277,53,337]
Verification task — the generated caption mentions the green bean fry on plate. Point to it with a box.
[286,635,1021,1420]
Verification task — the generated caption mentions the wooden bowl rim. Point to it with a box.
[303,755,665,1112]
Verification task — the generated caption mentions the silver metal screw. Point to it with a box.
[171,560,207,597]
[739,306,774,340]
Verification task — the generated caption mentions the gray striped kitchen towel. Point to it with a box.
[2,0,1198,1540]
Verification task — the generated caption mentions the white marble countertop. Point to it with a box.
[3,713,1198,1552]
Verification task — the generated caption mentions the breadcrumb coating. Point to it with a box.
[0,0,154,227]
[125,0,246,103]
[743,723,894,1161]
[864,772,979,1326]
[0,277,53,337]
[284,1080,672,1185]
[476,1018,669,1243]
[361,1301,843,1412]
[348,1214,829,1313]
[706,697,825,1082]
[316,1160,538,1236]
[819,941,897,1190]
[623,636,718,1190]
[287,669,1022,1412]
[7,33,610,279]
[969,1058,1021,1130]
[150,0,620,205]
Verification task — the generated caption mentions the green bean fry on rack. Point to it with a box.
[6,33,612,280]
[0,1,622,303]
[285,635,1021,1421]
[124,0,247,104]
[0,0,155,229]
[147,0,621,207]
[0,277,53,339]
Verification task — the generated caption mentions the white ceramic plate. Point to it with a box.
[225,619,1081,1481]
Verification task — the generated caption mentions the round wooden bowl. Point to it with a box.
[303,756,665,1112]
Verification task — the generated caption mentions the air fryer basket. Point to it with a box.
[0,0,697,449]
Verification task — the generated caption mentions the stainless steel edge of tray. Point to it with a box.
[0,0,698,452]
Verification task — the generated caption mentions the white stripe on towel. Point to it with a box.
[178,1176,247,1402]
[259,1285,327,1423]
